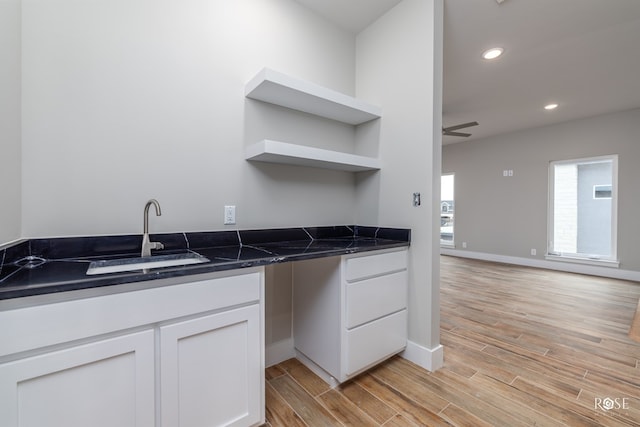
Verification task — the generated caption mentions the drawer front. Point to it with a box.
[345,249,407,282]
[0,269,263,358]
[344,310,407,378]
[345,270,407,329]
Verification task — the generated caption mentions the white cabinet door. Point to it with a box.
[160,304,263,427]
[0,330,155,427]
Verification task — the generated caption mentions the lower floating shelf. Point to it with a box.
[245,140,380,172]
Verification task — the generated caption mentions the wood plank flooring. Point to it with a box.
[264,256,640,426]
[629,299,640,343]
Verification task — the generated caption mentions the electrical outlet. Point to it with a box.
[224,205,236,225]
[462,242,467,249]
[531,248,537,256]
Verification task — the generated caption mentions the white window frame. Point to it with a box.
[546,155,619,267]
[440,173,455,248]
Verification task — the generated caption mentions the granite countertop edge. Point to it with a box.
[0,225,410,300]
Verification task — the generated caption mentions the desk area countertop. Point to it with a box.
[0,226,410,300]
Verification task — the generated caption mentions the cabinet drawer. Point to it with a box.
[344,310,407,377]
[0,269,263,358]
[345,270,407,329]
[345,249,407,282]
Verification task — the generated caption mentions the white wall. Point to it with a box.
[356,0,443,369]
[0,0,21,245]
[7,0,443,372]
[20,0,358,238]
[443,108,640,273]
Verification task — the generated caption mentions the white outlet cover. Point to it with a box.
[224,205,236,225]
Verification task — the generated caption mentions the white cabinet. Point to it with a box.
[0,268,265,427]
[244,68,382,171]
[161,305,263,427]
[0,331,155,427]
[292,248,408,385]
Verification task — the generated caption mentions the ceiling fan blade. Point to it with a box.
[443,130,472,137]
[442,121,479,132]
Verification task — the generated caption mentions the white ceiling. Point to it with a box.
[294,0,402,34]
[296,0,640,144]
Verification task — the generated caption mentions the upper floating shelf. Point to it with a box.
[245,68,382,125]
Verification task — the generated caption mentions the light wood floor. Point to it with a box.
[264,256,640,426]
[629,299,640,343]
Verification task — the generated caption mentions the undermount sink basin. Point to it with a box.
[86,252,210,275]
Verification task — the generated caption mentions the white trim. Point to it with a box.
[400,340,443,372]
[267,337,447,375]
[544,254,619,268]
[441,248,640,282]
[265,338,295,368]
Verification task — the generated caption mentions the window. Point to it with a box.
[593,184,612,199]
[441,174,454,246]
[548,155,618,265]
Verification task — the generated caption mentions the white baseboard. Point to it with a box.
[266,337,445,375]
[265,338,295,368]
[401,340,443,372]
[441,248,640,282]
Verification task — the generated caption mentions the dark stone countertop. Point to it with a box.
[0,225,410,300]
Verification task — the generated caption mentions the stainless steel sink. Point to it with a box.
[86,252,210,275]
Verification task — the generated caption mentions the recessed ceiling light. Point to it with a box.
[544,103,559,110]
[482,47,504,60]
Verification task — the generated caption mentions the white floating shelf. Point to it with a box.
[245,140,380,172]
[245,68,381,125]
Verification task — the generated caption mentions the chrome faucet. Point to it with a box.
[141,199,164,257]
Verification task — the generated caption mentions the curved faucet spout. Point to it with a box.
[143,199,162,234]
[142,199,164,257]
